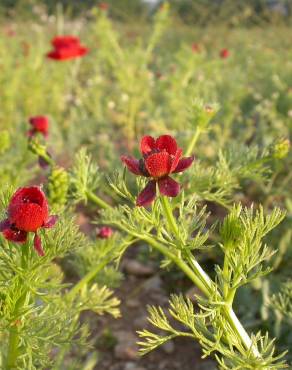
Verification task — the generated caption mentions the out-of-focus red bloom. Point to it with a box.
[0,187,58,256]
[47,35,88,61]
[97,226,113,239]
[220,48,230,59]
[192,43,200,53]
[28,116,49,138]
[121,135,194,207]
[99,2,108,11]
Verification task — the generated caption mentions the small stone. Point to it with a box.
[143,276,163,292]
[126,299,140,308]
[133,315,149,329]
[197,360,217,370]
[123,259,155,277]
[114,331,139,361]
[124,363,146,370]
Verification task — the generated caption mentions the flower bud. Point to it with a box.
[269,139,290,159]
[47,166,69,209]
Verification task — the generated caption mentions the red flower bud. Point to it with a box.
[121,135,194,207]
[99,2,108,11]
[0,187,58,256]
[192,43,200,53]
[220,48,230,59]
[28,116,49,138]
[97,226,113,239]
[47,35,88,61]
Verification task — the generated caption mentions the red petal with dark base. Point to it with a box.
[43,215,58,228]
[170,149,183,172]
[8,187,49,232]
[140,136,156,155]
[172,156,195,173]
[121,156,142,175]
[29,116,49,137]
[34,234,45,256]
[158,176,180,197]
[145,152,172,178]
[156,135,178,155]
[9,203,46,232]
[136,180,157,207]
[3,229,27,243]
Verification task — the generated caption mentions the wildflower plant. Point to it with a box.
[0,184,120,368]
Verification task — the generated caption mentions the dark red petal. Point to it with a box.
[121,155,143,175]
[158,176,180,197]
[170,148,183,173]
[140,136,156,155]
[52,36,80,48]
[0,219,10,232]
[34,234,45,256]
[172,156,195,173]
[136,180,157,207]
[43,215,58,228]
[3,228,27,243]
[145,152,172,178]
[156,135,178,155]
[8,187,49,232]
[9,203,45,232]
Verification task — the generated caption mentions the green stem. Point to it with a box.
[160,196,179,238]
[38,151,55,167]
[6,244,29,369]
[67,258,109,300]
[158,196,259,357]
[185,127,201,157]
[86,183,259,357]
[85,190,111,210]
[141,235,211,297]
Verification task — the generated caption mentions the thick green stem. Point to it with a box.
[85,190,111,210]
[160,196,179,238]
[185,127,201,157]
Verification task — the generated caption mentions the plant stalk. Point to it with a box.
[185,127,201,157]
[159,196,259,357]
[86,190,259,357]
[6,243,30,369]
[85,190,111,210]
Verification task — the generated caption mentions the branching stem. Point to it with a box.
[6,243,30,369]
[186,127,201,157]
[82,191,260,357]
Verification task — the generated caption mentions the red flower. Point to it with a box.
[192,43,200,53]
[28,116,49,138]
[99,2,109,10]
[121,135,194,207]
[220,48,230,59]
[97,226,113,239]
[47,35,88,61]
[0,187,58,256]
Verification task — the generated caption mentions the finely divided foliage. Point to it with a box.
[0,2,291,369]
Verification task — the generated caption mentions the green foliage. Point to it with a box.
[270,280,292,321]
[70,148,102,204]
[47,166,69,211]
